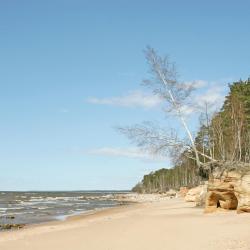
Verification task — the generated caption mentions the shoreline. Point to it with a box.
[1,198,250,250]
[0,199,141,239]
[0,191,136,231]
[0,192,170,232]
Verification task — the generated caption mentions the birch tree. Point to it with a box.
[119,47,212,168]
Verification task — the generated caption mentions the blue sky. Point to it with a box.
[0,0,249,190]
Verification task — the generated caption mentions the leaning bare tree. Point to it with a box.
[118,47,214,168]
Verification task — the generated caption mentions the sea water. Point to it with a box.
[0,191,129,227]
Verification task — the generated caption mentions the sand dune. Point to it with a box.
[0,198,250,250]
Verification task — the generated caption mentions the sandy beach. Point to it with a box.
[0,198,250,250]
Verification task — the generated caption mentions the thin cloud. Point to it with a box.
[86,80,209,110]
[184,80,208,89]
[192,80,207,88]
[196,89,224,105]
[179,105,196,116]
[86,91,163,108]
[179,81,227,116]
[87,78,228,115]
[194,85,226,111]
[87,147,168,162]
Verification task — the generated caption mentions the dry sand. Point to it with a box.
[0,198,250,250]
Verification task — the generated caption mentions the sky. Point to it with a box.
[0,0,250,190]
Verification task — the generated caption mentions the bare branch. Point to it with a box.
[117,122,186,161]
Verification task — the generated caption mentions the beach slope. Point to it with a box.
[0,198,250,250]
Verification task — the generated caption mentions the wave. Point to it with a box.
[0,191,128,225]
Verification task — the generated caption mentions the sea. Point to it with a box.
[0,191,130,228]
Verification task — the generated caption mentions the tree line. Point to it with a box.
[132,79,250,193]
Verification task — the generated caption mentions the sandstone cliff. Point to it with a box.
[205,162,250,213]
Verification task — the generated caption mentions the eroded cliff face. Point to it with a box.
[235,173,250,212]
[205,163,250,213]
[184,184,207,206]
